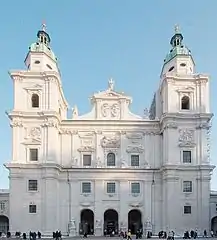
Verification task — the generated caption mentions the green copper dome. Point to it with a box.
[164,25,191,64]
[28,23,57,62]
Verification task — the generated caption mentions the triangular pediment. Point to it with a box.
[91,89,131,102]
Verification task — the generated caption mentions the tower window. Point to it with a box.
[180,63,186,67]
[31,94,39,108]
[168,66,174,72]
[34,60,40,64]
[181,96,190,110]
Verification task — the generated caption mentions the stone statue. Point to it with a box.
[143,108,149,119]
[108,78,114,90]
[96,157,103,168]
[71,157,78,167]
[72,105,78,118]
[69,219,76,237]
[145,219,152,231]
[121,158,128,168]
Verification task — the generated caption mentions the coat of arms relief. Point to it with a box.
[178,129,195,147]
[101,103,120,118]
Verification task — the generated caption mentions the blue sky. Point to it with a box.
[0,0,217,189]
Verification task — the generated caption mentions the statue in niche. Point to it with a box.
[69,219,76,237]
[96,157,103,168]
[71,157,78,167]
[121,157,128,168]
[144,161,150,169]
[72,105,78,119]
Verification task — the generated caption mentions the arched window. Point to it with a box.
[107,152,115,166]
[181,96,190,110]
[31,94,39,108]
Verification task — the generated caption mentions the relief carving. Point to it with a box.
[101,103,110,117]
[30,127,41,139]
[126,133,143,139]
[101,103,120,118]
[178,129,195,147]
[10,120,23,127]
[121,158,128,168]
[101,135,120,148]
[77,146,95,152]
[111,104,120,117]
[126,145,144,153]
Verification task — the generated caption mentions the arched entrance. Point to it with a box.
[211,216,217,235]
[104,209,118,235]
[0,215,9,234]
[128,209,142,234]
[80,209,94,235]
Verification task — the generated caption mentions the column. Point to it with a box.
[94,180,103,236]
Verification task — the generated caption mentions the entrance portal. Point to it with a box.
[211,216,217,235]
[0,215,9,234]
[80,209,94,235]
[104,209,118,235]
[128,209,142,234]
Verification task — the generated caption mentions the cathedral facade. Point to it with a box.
[4,25,214,236]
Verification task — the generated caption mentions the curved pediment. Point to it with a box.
[72,79,144,120]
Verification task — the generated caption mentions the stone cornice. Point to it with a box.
[160,112,213,124]
[160,164,215,172]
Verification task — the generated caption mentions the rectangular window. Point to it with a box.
[28,180,38,191]
[29,204,37,213]
[82,182,91,193]
[131,155,139,167]
[183,151,191,163]
[83,154,91,166]
[131,182,140,194]
[184,205,191,214]
[183,181,192,193]
[29,148,38,161]
[0,202,5,211]
[107,182,116,194]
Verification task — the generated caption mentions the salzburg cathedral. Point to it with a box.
[1,23,217,237]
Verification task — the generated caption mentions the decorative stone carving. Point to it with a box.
[69,219,76,237]
[95,219,102,228]
[126,145,144,153]
[10,120,23,127]
[30,127,41,139]
[77,146,95,152]
[164,122,178,129]
[72,105,78,119]
[126,133,143,139]
[42,120,58,128]
[145,219,152,231]
[143,108,149,119]
[196,122,211,130]
[111,104,120,117]
[121,158,128,168]
[96,157,103,168]
[61,128,72,134]
[71,157,78,167]
[206,122,212,162]
[101,103,120,118]
[101,103,110,117]
[101,135,120,148]
[178,129,195,147]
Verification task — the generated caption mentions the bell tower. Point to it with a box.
[24,22,59,72]
[161,25,195,77]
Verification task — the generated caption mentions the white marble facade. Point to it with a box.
[4,25,215,236]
